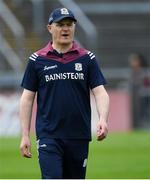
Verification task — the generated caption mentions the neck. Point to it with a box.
[52,42,73,53]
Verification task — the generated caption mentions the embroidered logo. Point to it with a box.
[75,63,82,71]
[44,65,58,70]
[60,8,69,15]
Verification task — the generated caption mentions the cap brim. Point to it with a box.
[52,16,77,23]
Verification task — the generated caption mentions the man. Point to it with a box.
[20,7,109,179]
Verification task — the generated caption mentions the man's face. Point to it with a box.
[47,18,76,45]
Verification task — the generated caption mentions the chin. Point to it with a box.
[60,41,72,45]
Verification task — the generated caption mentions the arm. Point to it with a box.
[92,85,110,141]
[19,89,36,158]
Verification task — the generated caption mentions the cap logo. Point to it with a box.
[60,8,69,15]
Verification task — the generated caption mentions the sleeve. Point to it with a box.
[88,53,107,89]
[21,58,38,92]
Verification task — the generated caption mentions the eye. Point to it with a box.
[67,23,73,27]
[56,23,63,27]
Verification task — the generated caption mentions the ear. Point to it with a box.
[47,24,52,34]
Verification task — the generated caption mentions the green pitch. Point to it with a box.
[0,131,150,179]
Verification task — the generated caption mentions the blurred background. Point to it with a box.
[0,0,150,179]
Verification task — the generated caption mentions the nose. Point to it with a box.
[62,25,69,30]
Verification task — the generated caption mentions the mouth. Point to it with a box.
[61,34,69,38]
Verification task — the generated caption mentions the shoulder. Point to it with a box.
[28,46,46,61]
[77,46,96,60]
[28,52,39,61]
[87,51,96,60]
[28,42,51,61]
[28,47,49,62]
